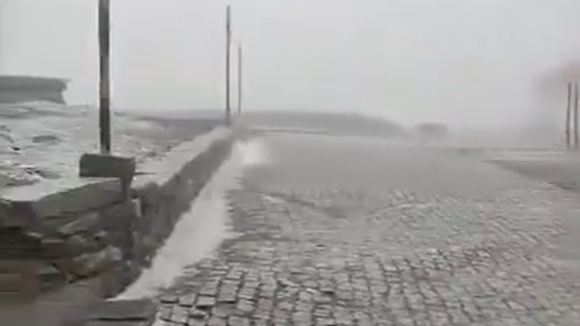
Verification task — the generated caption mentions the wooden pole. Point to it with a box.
[225,6,232,126]
[0,4,3,73]
[237,44,242,115]
[566,82,572,149]
[98,0,111,153]
[572,82,579,149]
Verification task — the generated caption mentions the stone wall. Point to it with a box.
[0,127,233,299]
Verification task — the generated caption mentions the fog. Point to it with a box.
[2,0,580,130]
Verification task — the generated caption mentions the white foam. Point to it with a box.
[237,138,270,167]
[115,138,269,300]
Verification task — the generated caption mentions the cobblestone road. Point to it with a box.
[157,135,580,326]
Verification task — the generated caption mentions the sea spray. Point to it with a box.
[116,138,270,300]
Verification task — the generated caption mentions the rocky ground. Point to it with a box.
[154,134,580,326]
[0,103,219,188]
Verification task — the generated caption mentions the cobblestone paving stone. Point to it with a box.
[156,136,580,326]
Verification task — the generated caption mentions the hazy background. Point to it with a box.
[2,0,580,131]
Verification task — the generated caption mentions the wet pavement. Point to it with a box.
[156,134,580,326]
[483,151,580,194]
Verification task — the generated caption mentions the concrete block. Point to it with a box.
[79,153,136,198]
[0,178,122,227]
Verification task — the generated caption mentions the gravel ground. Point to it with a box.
[0,103,220,188]
[152,134,580,326]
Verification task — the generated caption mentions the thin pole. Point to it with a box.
[566,82,572,149]
[0,5,3,73]
[225,6,232,126]
[98,0,111,153]
[572,82,579,149]
[237,44,242,115]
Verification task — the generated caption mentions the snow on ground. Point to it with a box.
[117,138,270,301]
[0,102,217,188]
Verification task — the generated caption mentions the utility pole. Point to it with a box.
[574,82,579,149]
[225,6,232,126]
[98,0,111,153]
[566,82,572,149]
[79,0,136,198]
[0,3,3,73]
[237,44,243,115]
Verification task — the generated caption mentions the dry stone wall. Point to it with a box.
[0,127,234,298]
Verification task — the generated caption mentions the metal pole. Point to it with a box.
[237,44,242,115]
[98,0,112,153]
[566,82,572,149]
[225,6,232,126]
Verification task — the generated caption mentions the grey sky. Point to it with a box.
[2,0,580,128]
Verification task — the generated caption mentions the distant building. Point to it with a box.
[0,75,68,104]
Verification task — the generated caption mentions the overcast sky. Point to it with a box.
[2,0,580,129]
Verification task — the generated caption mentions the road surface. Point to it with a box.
[156,134,580,326]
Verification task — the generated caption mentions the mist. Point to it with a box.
[2,0,580,130]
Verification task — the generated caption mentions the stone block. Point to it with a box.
[56,213,102,237]
[98,260,141,298]
[44,234,105,259]
[72,235,102,257]
[0,260,44,295]
[84,322,153,326]
[36,264,67,291]
[129,179,159,205]
[79,153,136,198]
[0,273,25,292]
[97,199,141,231]
[0,227,45,259]
[75,246,122,278]
[85,299,157,321]
[62,299,157,326]
[55,199,139,238]
[0,178,122,227]
[56,246,122,279]
[41,237,72,259]
[0,259,45,273]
